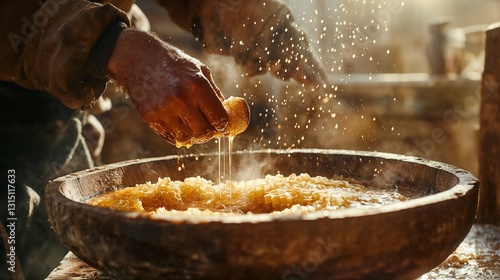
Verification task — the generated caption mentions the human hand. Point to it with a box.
[181,0,327,86]
[251,20,328,86]
[108,29,245,147]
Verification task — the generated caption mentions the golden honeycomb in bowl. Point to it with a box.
[87,173,407,217]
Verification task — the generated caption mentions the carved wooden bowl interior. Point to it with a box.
[46,149,479,279]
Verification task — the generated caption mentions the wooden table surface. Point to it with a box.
[46,224,500,279]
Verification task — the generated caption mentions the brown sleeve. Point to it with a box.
[156,0,294,75]
[155,0,202,35]
[0,0,130,109]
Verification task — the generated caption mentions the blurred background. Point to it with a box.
[96,0,500,177]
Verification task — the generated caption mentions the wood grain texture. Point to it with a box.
[478,24,500,224]
[45,149,479,279]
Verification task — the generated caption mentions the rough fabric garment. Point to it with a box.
[0,0,130,109]
[160,0,323,81]
[0,2,152,278]
[0,82,94,280]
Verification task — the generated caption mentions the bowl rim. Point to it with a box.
[46,148,479,224]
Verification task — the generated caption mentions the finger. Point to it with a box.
[143,103,193,146]
[198,93,229,133]
[302,49,328,85]
[191,69,229,132]
[146,119,176,145]
[292,59,328,86]
[168,115,193,146]
[164,97,216,146]
[177,103,217,142]
[200,65,225,102]
[269,23,327,86]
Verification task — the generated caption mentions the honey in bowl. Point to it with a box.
[86,173,407,219]
[87,97,407,219]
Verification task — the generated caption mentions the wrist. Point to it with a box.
[88,21,128,80]
[107,28,157,85]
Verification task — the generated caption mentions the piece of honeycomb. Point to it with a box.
[87,174,407,216]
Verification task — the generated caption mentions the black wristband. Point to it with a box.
[87,21,128,80]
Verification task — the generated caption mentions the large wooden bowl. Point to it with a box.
[46,149,479,279]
